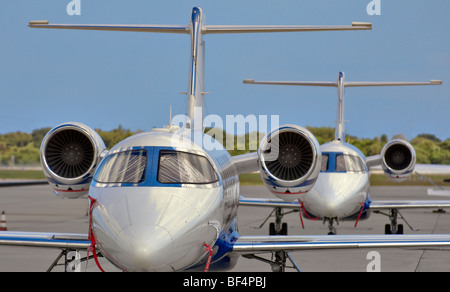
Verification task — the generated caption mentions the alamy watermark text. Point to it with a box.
[67,0,81,16]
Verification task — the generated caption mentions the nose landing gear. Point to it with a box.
[374,208,418,234]
[243,251,302,272]
[252,207,297,235]
[325,217,339,235]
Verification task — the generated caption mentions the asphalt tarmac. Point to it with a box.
[0,184,449,272]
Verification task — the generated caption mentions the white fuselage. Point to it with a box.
[299,140,371,221]
[88,129,240,271]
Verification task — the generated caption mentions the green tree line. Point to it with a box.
[0,126,449,165]
[0,125,136,165]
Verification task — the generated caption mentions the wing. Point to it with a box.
[370,200,450,210]
[0,180,48,187]
[0,231,90,249]
[240,197,450,211]
[367,163,450,173]
[428,189,450,196]
[239,197,299,209]
[414,164,450,175]
[413,164,450,196]
[232,234,450,253]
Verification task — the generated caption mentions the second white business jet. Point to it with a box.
[241,72,450,235]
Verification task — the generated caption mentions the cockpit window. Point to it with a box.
[336,154,366,173]
[94,149,147,184]
[321,152,367,173]
[158,150,219,184]
[335,154,346,172]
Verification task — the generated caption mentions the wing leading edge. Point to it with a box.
[0,231,90,249]
[3,230,450,271]
[239,197,450,211]
[232,234,450,253]
[3,231,450,255]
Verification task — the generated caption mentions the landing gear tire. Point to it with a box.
[385,224,391,234]
[397,224,404,234]
[269,222,288,235]
[385,223,404,234]
[269,223,275,235]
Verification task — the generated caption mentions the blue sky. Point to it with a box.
[1,0,449,141]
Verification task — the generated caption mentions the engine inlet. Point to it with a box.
[44,129,95,178]
[384,144,412,171]
[263,131,314,181]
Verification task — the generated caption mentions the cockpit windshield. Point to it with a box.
[93,147,220,187]
[95,149,147,184]
[336,154,366,172]
[158,150,219,184]
[321,152,366,173]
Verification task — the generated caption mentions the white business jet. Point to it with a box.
[241,72,450,235]
[1,8,450,272]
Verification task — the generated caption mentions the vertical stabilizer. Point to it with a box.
[186,7,206,131]
[336,72,346,142]
[29,8,372,132]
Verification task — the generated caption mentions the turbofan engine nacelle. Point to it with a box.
[381,139,416,183]
[40,122,106,199]
[258,125,321,201]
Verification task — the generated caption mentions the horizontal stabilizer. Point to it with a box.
[345,80,442,87]
[204,23,371,34]
[243,80,337,87]
[28,22,189,34]
[243,79,442,87]
[29,22,371,35]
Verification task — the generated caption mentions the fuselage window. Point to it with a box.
[158,150,219,184]
[94,149,147,183]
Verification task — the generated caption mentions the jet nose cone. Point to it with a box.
[112,226,174,272]
[324,202,338,217]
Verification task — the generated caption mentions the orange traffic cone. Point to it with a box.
[0,211,7,231]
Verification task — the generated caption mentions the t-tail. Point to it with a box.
[29,8,371,131]
[244,72,442,142]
